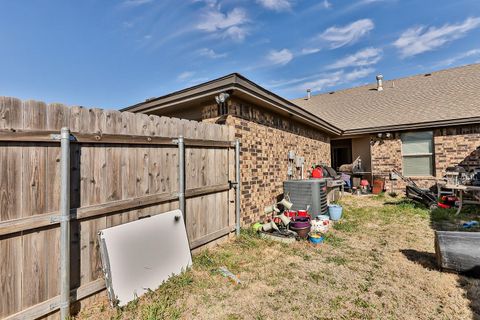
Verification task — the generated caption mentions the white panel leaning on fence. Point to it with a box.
[0,96,240,320]
[98,209,192,307]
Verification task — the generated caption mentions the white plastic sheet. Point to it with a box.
[98,209,192,306]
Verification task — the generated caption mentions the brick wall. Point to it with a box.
[371,125,480,191]
[202,97,331,225]
[434,126,480,176]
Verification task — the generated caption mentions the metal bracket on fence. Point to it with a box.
[171,138,179,144]
[228,180,238,190]
[50,133,76,141]
[50,215,71,224]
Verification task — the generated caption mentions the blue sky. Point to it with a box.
[0,0,479,109]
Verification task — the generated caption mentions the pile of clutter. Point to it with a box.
[252,197,343,245]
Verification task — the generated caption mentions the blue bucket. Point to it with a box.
[328,204,343,221]
[308,233,324,244]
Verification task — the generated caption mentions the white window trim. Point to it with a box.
[401,131,434,177]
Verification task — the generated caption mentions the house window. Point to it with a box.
[401,131,433,176]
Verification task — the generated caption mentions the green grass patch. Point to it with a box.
[430,207,457,222]
[333,220,359,232]
[326,256,348,266]
[329,296,346,310]
[323,232,345,247]
[354,297,372,309]
[371,192,385,200]
[309,271,325,284]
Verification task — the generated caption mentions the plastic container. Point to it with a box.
[308,232,324,244]
[297,210,310,217]
[312,167,323,178]
[372,179,385,194]
[285,210,297,219]
[290,216,311,229]
[328,204,343,221]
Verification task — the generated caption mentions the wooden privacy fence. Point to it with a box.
[0,97,239,319]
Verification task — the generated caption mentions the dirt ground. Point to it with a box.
[76,195,480,320]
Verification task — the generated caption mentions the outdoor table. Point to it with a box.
[437,181,480,215]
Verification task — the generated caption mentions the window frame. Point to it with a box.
[401,131,434,177]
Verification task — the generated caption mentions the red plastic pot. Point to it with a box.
[297,210,310,218]
[285,210,297,219]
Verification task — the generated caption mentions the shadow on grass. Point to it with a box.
[401,249,480,318]
[383,198,428,209]
[400,249,438,270]
[395,197,480,318]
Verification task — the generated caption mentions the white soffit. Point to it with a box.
[99,209,192,306]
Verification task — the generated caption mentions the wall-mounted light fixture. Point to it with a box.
[371,132,393,146]
[215,92,231,116]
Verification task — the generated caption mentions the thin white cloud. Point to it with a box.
[344,67,374,81]
[323,0,332,9]
[122,0,153,7]
[301,48,321,55]
[298,68,375,92]
[197,6,249,41]
[198,48,227,58]
[267,49,294,65]
[394,17,480,58]
[268,73,322,89]
[177,71,195,81]
[186,77,210,86]
[436,48,480,67]
[257,0,293,12]
[328,47,382,69]
[308,0,332,11]
[319,19,374,49]
[192,0,217,7]
[359,0,388,4]
[223,25,248,41]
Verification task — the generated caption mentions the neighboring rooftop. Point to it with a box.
[122,73,342,135]
[293,63,480,134]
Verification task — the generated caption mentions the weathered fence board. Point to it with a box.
[0,96,236,319]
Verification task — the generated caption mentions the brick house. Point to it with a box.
[294,63,480,191]
[122,63,480,224]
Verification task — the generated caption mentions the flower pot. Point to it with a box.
[290,216,311,229]
[290,225,311,239]
[328,204,343,221]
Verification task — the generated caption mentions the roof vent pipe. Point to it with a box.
[376,74,384,91]
[306,89,311,100]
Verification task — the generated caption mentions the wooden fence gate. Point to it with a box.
[0,97,238,319]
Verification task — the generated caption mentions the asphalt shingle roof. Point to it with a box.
[292,63,480,132]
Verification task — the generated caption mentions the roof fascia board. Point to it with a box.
[121,74,237,113]
[342,117,480,135]
[130,85,235,115]
[234,77,341,135]
[122,73,342,136]
[231,85,341,135]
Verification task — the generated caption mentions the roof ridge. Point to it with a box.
[293,62,480,101]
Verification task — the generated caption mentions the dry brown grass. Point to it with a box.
[76,195,480,320]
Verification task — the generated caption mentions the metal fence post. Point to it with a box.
[178,136,186,221]
[59,127,71,319]
[235,139,241,236]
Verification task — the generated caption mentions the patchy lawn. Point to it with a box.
[76,195,480,320]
